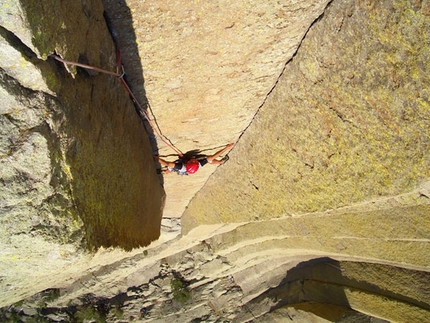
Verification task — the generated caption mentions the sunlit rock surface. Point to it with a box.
[183,0,430,228]
[102,0,331,221]
[0,0,429,322]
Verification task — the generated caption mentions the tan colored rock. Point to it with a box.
[1,0,430,322]
[128,0,330,146]
[103,0,331,219]
[183,0,430,229]
[3,204,429,321]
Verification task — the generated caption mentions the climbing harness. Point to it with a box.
[50,52,183,157]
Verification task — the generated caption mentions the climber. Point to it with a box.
[156,143,235,175]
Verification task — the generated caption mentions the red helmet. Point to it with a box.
[186,159,199,174]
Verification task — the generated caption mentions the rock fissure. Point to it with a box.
[1,0,430,321]
[0,25,38,62]
[235,1,331,147]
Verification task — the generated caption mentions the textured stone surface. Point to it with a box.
[102,0,331,220]
[126,0,330,149]
[182,0,430,228]
[1,0,430,321]
[2,206,429,321]
[0,0,164,305]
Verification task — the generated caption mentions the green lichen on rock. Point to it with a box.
[20,0,107,61]
[170,278,191,303]
[69,123,164,250]
[14,0,165,250]
[183,0,430,228]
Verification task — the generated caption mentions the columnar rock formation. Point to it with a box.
[1,0,164,305]
[1,0,429,322]
[183,0,430,228]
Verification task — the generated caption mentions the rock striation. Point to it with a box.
[2,203,429,321]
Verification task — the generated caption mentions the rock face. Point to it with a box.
[1,0,430,322]
[182,0,430,228]
[2,209,429,322]
[102,0,332,221]
[0,0,164,304]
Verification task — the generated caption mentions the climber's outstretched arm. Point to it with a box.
[207,143,235,164]
[157,157,176,169]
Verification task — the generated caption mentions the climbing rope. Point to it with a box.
[50,53,183,157]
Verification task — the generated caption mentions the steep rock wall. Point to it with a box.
[0,0,164,304]
[2,202,429,321]
[1,0,430,321]
[182,0,430,228]
[101,0,332,221]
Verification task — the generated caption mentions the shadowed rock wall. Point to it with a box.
[1,0,164,304]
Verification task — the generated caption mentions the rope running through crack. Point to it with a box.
[50,53,184,157]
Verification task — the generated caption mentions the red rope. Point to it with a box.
[51,54,183,157]
[51,55,121,77]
